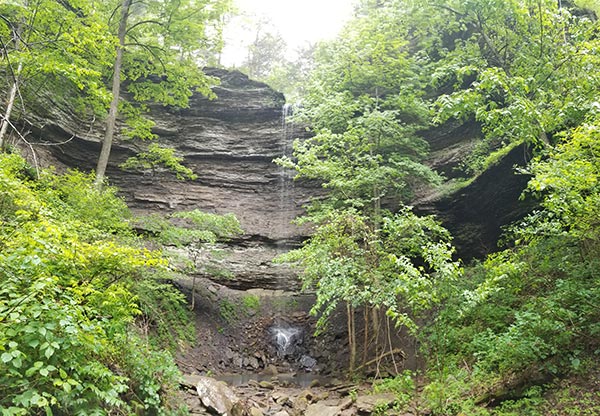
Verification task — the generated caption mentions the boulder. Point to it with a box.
[354,393,397,415]
[305,402,344,416]
[249,408,264,416]
[258,380,275,390]
[195,376,240,415]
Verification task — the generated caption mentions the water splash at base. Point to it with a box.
[271,325,302,358]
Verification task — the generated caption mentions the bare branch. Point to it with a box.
[2,117,40,178]
[476,12,511,76]
[126,19,163,35]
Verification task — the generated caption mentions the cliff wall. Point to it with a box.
[19,68,532,288]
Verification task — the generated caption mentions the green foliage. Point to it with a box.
[0,153,184,414]
[115,335,185,415]
[419,115,600,414]
[274,1,461,375]
[0,0,114,119]
[542,376,600,416]
[242,295,261,314]
[239,18,287,80]
[280,0,600,409]
[134,209,241,313]
[278,108,441,214]
[218,299,237,324]
[120,143,198,180]
[576,0,600,14]
[172,210,242,242]
[0,0,232,184]
[279,208,460,332]
[100,0,232,139]
[280,0,440,209]
[373,370,415,409]
[134,270,195,351]
[425,0,600,173]
[135,210,242,247]
[37,169,132,237]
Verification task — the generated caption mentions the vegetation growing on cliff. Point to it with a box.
[94,0,231,183]
[0,0,231,184]
[2,0,600,414]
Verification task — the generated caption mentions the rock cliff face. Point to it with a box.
[416,142,535,260]
[24,68,313,290]
[22,68,532,289]
[416,121,536,260]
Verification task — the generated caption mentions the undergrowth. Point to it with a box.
[0,152,192,415]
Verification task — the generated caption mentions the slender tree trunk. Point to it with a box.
[386,315,399,374]
[0,16,25,150]
[371,306,380,365]
[347,302,357,374]
[190,275,197,310]
[0,61,23,149]
[95,0,131,185]
[362,306,369,366]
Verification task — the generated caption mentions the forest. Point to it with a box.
[1,0,600,415]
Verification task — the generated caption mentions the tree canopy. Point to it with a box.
[0,0,231,182]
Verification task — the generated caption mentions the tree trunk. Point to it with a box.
[190,275,197,310]
[95,0,131,185]
[347,302,357,374]
[0,61,23,150]
[0,16,25,150]
[362,306,369,366]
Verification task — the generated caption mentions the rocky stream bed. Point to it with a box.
[172,277,416,416]
[179,373,404,416]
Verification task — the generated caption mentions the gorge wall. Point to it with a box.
[19,68,532,289]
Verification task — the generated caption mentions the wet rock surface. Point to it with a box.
[174,276,417,415]
[415,142,535,260]
[174,276,353,378]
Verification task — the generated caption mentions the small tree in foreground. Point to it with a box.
[278,207,460,373]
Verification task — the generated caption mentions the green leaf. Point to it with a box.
[44,347,54,359]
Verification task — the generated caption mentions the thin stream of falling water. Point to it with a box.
[271,103,303,361]
[277,103,295,253]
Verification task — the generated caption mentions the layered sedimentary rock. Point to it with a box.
[23,69,312,290]
[416,115,537,259]
[416,136,535,260]
[20,67,532,288]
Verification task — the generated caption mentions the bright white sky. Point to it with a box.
[221,0,355,66]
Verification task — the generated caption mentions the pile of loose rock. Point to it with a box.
[180,374,411,416]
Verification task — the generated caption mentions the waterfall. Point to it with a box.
[276,103,295,249]
[271,326,301,358]
[269,104,304,360]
